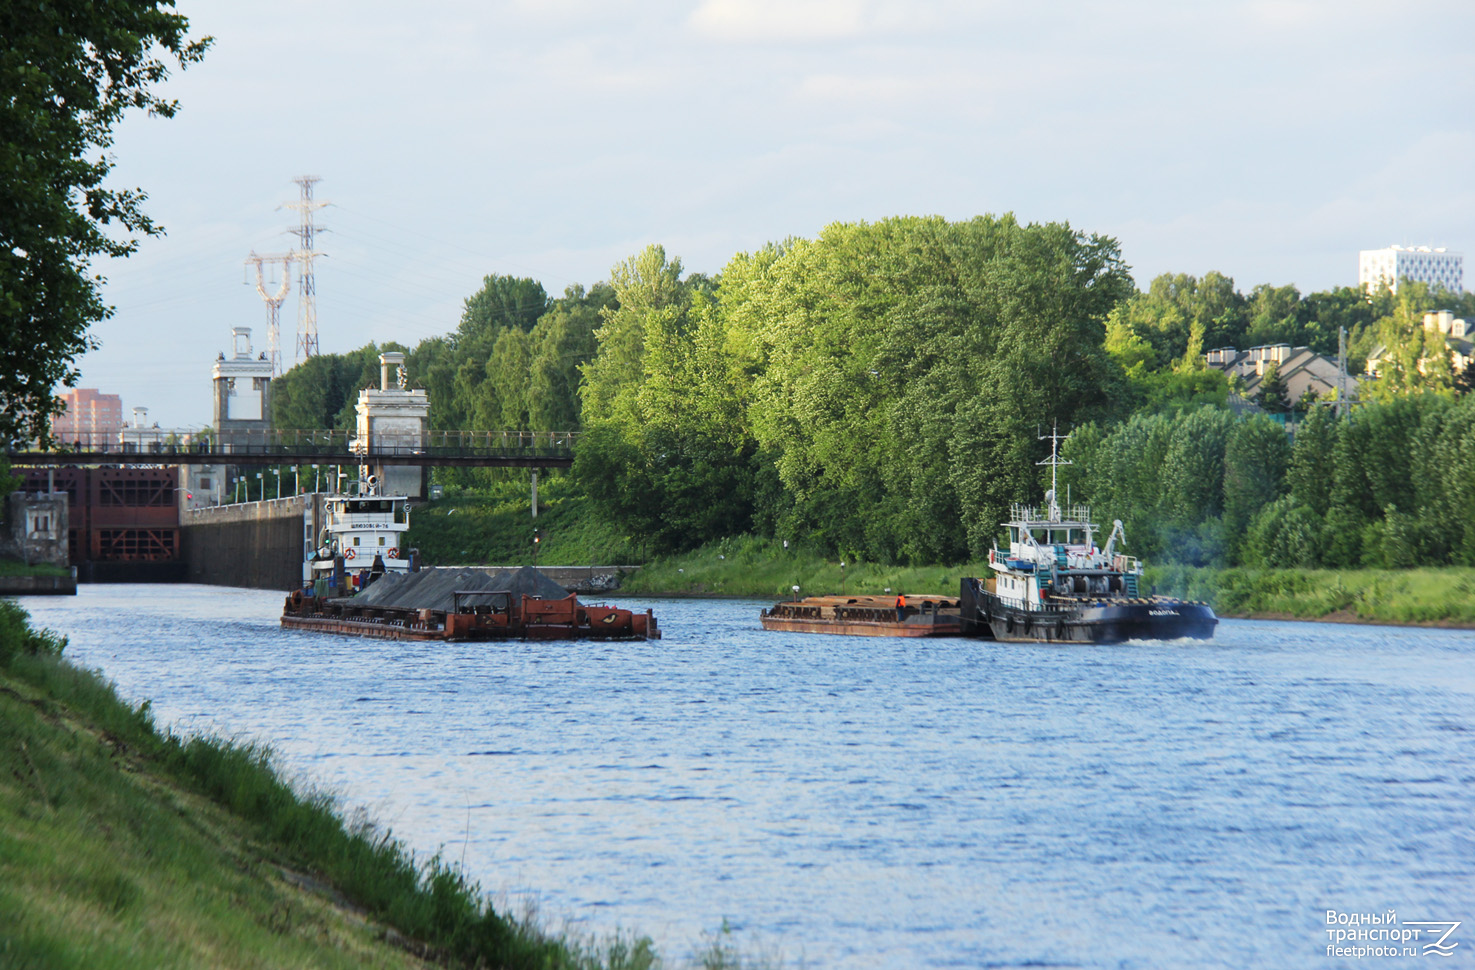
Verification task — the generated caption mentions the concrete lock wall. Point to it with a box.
[182,496,315,591]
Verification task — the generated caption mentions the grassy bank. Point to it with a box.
[619,535,986,600]
[0,601,784,969]
[408,476,644,566]
[1148,565,1475,626]
[0,558,70,578]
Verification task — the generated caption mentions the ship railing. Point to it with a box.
[1112,554,1142,574]
[1008,503,1095,524]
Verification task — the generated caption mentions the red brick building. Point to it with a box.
[50,388,124,447]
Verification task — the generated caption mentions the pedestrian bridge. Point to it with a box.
[10,429,579,468]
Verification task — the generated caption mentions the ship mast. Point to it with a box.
[1037,423,1072,522]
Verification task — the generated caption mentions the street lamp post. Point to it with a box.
[255,471,263,501]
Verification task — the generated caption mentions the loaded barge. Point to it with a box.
[281,481,658,641]
[761,594,961,637]
[282,565,659,641]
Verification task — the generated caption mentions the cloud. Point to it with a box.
[689,0,933,42]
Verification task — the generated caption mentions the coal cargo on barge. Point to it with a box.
[282,564,659,641]
[281,480,658,642]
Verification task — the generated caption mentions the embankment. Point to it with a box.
[0,560,76,595]
[1147,565,1475,627]
[0,601,654,970]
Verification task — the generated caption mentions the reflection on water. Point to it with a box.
[17,585,1475,968]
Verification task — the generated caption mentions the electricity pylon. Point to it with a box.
[244,251,294,377]
[285,175,327,361]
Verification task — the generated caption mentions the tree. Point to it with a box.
[580,245,688,428]
[1,1,209,446]
[457,275,548,345]
[1256,362,1289,413]
[1222,415,1290,562]
[525,284,612,431]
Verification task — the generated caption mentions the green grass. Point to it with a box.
[0,558,70,578]
[620,535,986,600]
[0,600,791,970]
[408,477,645,567]
[1148,565,1475,625]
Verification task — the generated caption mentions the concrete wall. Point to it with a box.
[182,495,316,591]
[2,492,68,566]
[0,571,77,595]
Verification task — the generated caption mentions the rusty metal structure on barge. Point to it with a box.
[282,566,659,642]
[761,594,961,637]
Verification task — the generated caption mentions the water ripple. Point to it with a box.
[16,586,1475,969]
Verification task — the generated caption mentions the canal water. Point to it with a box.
[15,585,1475,968]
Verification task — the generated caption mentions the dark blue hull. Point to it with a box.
[959,578,1217,644]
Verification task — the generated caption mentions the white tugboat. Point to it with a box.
[959,430,1217,643]
[306,476,414,595]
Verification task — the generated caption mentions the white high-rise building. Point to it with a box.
[1359,245,1463,294]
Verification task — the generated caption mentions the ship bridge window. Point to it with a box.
[1009,527,1019,544]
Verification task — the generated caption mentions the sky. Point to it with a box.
[80,0,1474,428]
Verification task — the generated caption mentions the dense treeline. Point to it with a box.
[1061,396,1475,569]
[270,212,1475,567]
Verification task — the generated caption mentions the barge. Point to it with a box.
[282,565,659,641]
[761,594,961,637]
[282,480,658,641]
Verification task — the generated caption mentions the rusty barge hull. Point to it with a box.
[281,591,659,642]
[761,594,961,638]
[280,612,654,641]
[760,616,960,637]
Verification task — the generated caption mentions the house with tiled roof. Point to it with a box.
[1204,344,1362,407]
[1364,310,1473,379]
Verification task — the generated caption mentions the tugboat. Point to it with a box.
[958,431,1217,643]
[305,477,414,595]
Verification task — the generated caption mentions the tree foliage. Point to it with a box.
[1,0,209,446]
[268,214,1475,572]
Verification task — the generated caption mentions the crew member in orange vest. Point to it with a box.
[895,594,906,622]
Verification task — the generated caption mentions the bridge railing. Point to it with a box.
[29,428,582,458]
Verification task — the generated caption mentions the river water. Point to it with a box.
[14,584,1475,968]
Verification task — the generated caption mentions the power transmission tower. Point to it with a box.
[284,175,327,362]
[243,251,294,376]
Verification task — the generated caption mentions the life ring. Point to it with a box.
[387,547,399,559]
[344,548,356,561]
